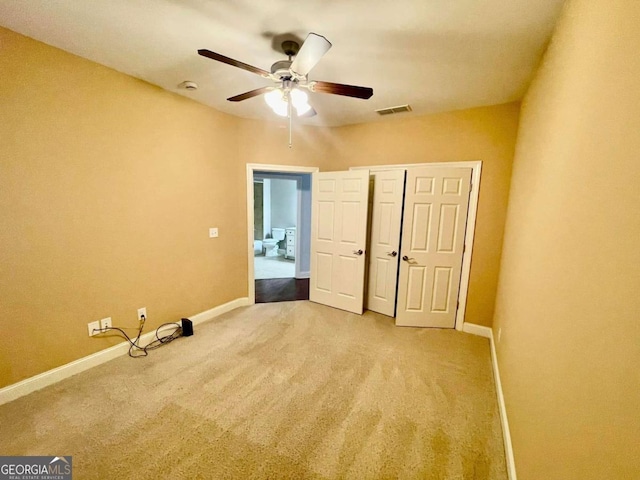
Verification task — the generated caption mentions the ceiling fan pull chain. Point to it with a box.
[288,95,293,149]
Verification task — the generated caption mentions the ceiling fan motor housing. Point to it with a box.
[281,40,300,57]
[270,60,293,79]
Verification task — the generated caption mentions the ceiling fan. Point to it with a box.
[197,33,373,134]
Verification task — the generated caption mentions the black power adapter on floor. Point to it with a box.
[181,318,194,337]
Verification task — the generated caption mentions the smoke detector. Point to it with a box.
[178,81,198,91]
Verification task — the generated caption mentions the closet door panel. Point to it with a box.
[365,170,405,317]
[396,167,471,328]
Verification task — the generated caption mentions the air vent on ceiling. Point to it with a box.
[375,104,413,116]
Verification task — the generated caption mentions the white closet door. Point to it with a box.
[365,169,405,317]
[310,170,370,314]
[396,167,472,328]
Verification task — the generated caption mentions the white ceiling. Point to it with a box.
[0,0,565,127]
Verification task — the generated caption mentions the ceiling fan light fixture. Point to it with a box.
[272,102,289,117]
[295,102,311,116]
[290,88,308,107]
[265,87,310,117]
[290,88,311,116]
[265,88,285,109]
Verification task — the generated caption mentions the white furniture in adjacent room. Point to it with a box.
[285,227,296,259]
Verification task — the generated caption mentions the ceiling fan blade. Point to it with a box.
[227,87,272,102]
[198,49,270,77]
[290,33,332,76]
[311,81,373,99]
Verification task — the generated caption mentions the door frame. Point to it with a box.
[351,161,482,331]
[246,163,319,305]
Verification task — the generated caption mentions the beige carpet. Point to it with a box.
[0,301,507,479]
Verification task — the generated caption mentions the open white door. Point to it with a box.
[310,170,370,314]
[396,167,472,328]
[365,169,406,317]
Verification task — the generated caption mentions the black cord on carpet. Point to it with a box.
[93,316,182,358]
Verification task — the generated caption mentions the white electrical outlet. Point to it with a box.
[100,317,112,331]
[209,227,218,238]
[88,320,100,337]
[137,307,147,321]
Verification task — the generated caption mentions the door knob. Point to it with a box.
[353,249,364,255]
[387,251,398,257]
[402,255,409,261]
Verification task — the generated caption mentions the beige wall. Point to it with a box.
[493,0,640,478]
[0,26,519,388]
[237,117,336,169]
[0,28,247,387]
[329,104,521,327]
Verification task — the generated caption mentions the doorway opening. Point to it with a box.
[246,164,318,304]
[253,177,297,280]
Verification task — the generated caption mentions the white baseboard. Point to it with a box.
[462,322,492,338]
[463,323,517,480]
[0,297,249,406]
[188,297,249,326]
[295,271,310,279]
